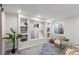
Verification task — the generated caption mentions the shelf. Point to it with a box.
[30,37,44,41]
[20,35,28,42]
[20,26,27,33]
[47,32,50,33]
[47,33,50,37]
[20,25,27,27]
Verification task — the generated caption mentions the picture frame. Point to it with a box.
[54,23,64,34]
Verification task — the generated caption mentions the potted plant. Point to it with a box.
[3,28,22,53]
[63,37,69,42]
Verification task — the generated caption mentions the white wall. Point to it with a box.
[64,16,79,43]
[52,15,79,43]
[6,14,17,32]
[5,13,17,50]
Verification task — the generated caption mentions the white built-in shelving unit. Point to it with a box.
[18,14,29,50]
[18,14,52,50]
[45,22,52,39]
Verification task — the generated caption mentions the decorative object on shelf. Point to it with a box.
[63,37,69,42]
[64,39,69,42]
[37,24,39,28]
[19,18,28,42]
[64,38,69,41]
[20,35,28,42]
[24,23,27,25]
[3,28,22,53]
[34,23,39,28]
[46,22,51,38]
[47,33,50,37]
[47,27,50,32]
[20,26,27,33]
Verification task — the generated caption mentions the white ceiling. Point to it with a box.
[3,4,79,20]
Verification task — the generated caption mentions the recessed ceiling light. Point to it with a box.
[17,10,21,13]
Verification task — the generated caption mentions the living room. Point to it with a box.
[0,4,79,55]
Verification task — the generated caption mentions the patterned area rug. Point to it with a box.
[18,43,65,55]
[5,43,65,55]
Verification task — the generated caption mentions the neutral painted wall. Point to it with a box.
[6,14,17,33]
[52,15,79,43]
[63,16,79,43]
[5,13,17,50]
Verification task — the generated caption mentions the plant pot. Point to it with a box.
[11,49,16,53]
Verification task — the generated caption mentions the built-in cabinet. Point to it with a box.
[18,14,52,50]
[18,14,29,50]
[19,18,28,42]
[29,20,45,40]
[45,22,52,39]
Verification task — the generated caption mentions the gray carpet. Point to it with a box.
[18,43,65,55]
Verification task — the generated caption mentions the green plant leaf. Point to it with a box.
[6,33,14,39]
[11,39,14,43]
[6,33,12,36]
[3,37,10,39]
[11,28,16,33]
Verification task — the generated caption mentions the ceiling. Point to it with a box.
[2,4,79,20]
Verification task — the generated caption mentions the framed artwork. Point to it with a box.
[54,23,64,34]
